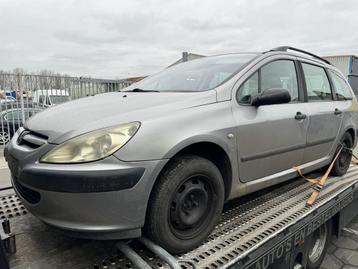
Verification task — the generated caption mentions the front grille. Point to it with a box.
[17,129,48,149]
[13,176,41,204]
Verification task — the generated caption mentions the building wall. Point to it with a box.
[352,56,358,75]
[324,56,350,77]
[323,55,358,93]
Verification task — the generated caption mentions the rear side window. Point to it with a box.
[302,63,332,101]
[328,70,353,100]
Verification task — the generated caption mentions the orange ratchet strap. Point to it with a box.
[293,147,343,206]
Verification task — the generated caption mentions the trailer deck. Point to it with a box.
[2,166,358,269]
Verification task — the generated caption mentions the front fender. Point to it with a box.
[114,101,236,162]
[163,134,233,159]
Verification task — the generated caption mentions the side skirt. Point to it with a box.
[233,156,331,198]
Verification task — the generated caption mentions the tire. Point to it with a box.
[0,129,10,145]
[146,154,225,253]
[306,220,332,269]
[331,132,353,176]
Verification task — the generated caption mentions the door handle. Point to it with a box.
[334,108,342,115]
[295,112,307,120]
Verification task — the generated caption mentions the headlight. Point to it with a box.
[40,122,140,163]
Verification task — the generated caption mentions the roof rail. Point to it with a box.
[270,46,331,65]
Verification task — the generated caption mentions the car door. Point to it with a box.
[233,58,309,182]
[300,62,343,163]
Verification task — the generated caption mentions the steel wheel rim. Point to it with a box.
[0,131,9,144]
[169,175,214,239]
[308,224,328,264]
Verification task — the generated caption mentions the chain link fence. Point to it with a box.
[0,74,133,144]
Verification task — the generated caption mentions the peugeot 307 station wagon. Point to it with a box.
[5,47,358,253]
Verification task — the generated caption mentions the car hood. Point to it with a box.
[25,91,217,144]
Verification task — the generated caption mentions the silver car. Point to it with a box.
[5,47,358,253]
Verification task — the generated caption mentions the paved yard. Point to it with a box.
[320,215,358,269]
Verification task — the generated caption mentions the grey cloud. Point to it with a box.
[0,0,357,78]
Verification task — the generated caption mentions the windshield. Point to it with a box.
[126,54,259,92]
[50,95,70,104]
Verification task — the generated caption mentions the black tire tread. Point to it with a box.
[146,154,224,253]
[331,132,353,176]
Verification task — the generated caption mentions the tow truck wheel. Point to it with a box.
[146,154,225,254]
[306,221,332,269]
[331,132,353,176]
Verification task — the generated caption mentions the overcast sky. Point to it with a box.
[0,0,357,79]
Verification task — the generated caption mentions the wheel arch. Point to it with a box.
[344,127,356,144]
[160,137,234,200]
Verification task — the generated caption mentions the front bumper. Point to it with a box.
[5,130,167,239]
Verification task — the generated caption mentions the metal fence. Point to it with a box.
[0,73,133,144]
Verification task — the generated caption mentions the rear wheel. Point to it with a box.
[146,155,225,253]
[331,132,353,176]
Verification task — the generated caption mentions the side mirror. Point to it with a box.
[251,88,291,107]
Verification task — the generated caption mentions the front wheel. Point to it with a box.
[146,155,225,253]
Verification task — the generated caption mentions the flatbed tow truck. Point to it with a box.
[1,165,358,269]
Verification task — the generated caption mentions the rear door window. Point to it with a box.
[302,63,332,101]
[328,70,353,100]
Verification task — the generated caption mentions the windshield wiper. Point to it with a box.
[125,88,159,93]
